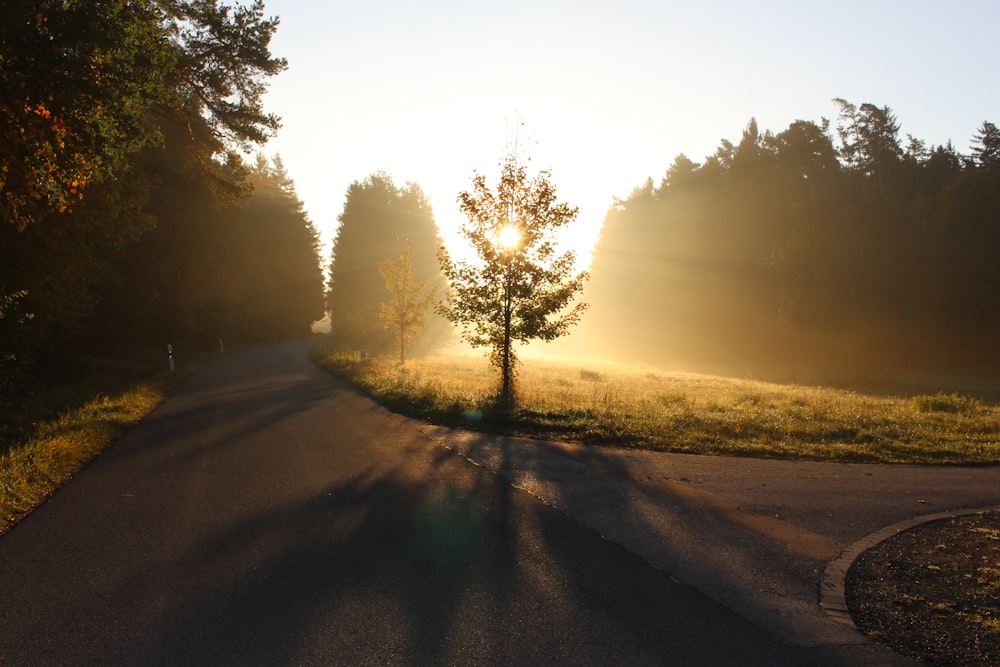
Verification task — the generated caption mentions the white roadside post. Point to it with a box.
[167,344,174,371]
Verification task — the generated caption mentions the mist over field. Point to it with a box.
[2,2,998,410]
[543,113,1000,390]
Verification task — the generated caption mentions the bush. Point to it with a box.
[911,392,980,414]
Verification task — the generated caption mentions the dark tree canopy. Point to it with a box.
[971,121,1000,169]
[0,0,171,228]
[0,0,285,229]
[92,144,323,349]
[0,0,315,396]
[579,99,1000,379]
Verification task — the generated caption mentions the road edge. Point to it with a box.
[820,505,1000,626]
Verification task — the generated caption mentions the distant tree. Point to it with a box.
[660,154,700,191]
[378,241,437,364]
[576,104,1000,375]
[438,154,588,410]
[833,98,902,195]
[774,119,839,184]
[327,173,446,353]
[731,118,777,177]
[238,153,325,340]
[95,143,323,349]
[971,121,1000,169]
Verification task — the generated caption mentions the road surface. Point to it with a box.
[0,340,913,665]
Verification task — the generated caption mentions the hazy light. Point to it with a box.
[497,225,520,249]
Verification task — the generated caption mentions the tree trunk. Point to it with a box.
[500,273,514,410]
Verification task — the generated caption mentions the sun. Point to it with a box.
[497,225,521,249]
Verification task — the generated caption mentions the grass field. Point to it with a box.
[311,340,1000,465]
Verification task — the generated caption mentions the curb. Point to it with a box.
[820,505,1000,627]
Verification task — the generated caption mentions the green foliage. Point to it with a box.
[379,240,437,364]
[0,0,174,228]
[166,0,286,150]
[328,173,447,354]
[0,0,298,382]
[910,393,981,414]
[0,0,284,229]
[438,153,589,409]
[0,290,34,400]
[0,164,157,369]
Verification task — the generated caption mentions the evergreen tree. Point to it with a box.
[327,173,446,354]
[971,121,1000,169]
[0,0,287,371]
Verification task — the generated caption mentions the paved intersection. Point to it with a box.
[4,339,995,664]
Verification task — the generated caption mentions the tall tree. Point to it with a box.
[833,98,903,196]
[0,0,288,373]
[242,154,325,340]
[438,154,588,409]
[971,121,1000,169]
[378,241,436,364]
[327,173,446,354]
[93,121,251,347]
[0,0,285,229]
[97,145,324,348]
[162,0,286,151]
[0,0,173,228]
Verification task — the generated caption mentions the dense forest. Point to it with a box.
[1,1,324,398]
[4,2,998,401]
[574,102,1000,380]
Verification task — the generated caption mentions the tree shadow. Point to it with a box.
[7,340,862,665]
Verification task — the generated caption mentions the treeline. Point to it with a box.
[325,173,450,357]
[1,1,324,396]
[579,100,1000,378]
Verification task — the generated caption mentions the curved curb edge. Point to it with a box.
[820,505,1000,628]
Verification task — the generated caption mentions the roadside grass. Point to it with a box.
[310,340,1000,464]
[0,357,185,534]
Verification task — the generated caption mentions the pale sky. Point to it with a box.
[259,0,999,262]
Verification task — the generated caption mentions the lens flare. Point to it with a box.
[497,225,520,249]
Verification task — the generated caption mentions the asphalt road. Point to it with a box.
[0,340,913,666]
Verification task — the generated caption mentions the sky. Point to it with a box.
[258,0,1000,263]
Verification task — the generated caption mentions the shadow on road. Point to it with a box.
[0,340,901,665]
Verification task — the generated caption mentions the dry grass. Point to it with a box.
[312,342,1000,464]
[0,371,184,534]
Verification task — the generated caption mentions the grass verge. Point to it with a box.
[310,339,1000,465]
[0,368,186,535]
